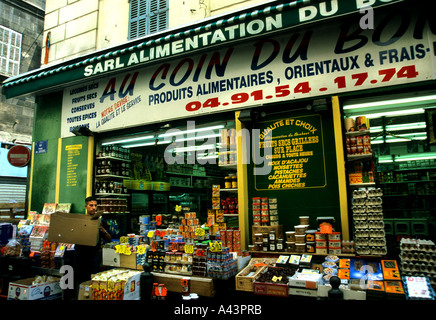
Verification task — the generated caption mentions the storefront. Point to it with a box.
[2,0,435,302]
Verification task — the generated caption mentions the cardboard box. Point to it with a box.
[254,281,289,297]
[78,280,93,300]
[47,212,100,246]
[151,272,215,297]
[90,269,141,300]
[288,272,322,289]
[102,248,141,270]
[288,286,318,297]
[8,277,62,300]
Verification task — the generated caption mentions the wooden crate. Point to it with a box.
[236,265,267,292]
[151,272,215,297]
[235,258,277,292]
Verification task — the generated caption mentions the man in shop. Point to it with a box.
[74,196,112,292]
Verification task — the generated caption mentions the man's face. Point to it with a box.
[85,200,98,215]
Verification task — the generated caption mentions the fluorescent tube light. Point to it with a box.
[378,153,436,163]
[103,124,225,146]
[353,108,425,119]
[122,140,171,148]
[343,95,436,110]
[158,125,225,138]
[102,135,154,145]
[370,122,427,133]
[372,132,427,144]
[170,144,216,153]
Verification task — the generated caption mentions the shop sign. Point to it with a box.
[81,1,402,79]
[254,114,326,190]
[7,145,31,167]
[61,7,436,137]
[34,140,48,154]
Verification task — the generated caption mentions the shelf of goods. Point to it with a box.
[345,130,375,187]
[375,161,436,234]
[249,195,355,255]
[94,152,131,196]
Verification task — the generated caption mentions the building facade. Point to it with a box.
[0,0,45,204]
[2,0,436,257]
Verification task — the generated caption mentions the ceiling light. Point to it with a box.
[102,135,154,145]
[378,153,436,163]
[352,108,425,119]
[169,144,216,153]
[158,124,225,138]
[343,95,436,110]
[370,122,427,133]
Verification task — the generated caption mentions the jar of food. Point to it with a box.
[225,176,232,189]
[276,239,284,251]
[231,175,237,188]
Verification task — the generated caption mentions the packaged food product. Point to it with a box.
[306,242,315,253]
[294,225,308,235]
[328,240,341,248]
[305,230,316,242]
[322,261,338,269]
[299,216,310,225]
[315,232,327,240]
[328,232,341,240]
[316,246,328,254]
[286,231,295,242]
[295,243,305,253]
[323,267,338,276]
[295,234,306,243]
[325,255,339,263]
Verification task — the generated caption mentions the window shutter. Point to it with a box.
[0,26,22,77]
[129,0,168,40]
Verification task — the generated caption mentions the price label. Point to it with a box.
[120,236,129,243]
[195,228,205,237]
[195,249,206,257]
[156,215,162,226]
[136,245,146,255]
[320,222,333,234]
[184,244,194,254]
[253,263,267,267]
[271,276,282,283]
[115,245,132,255]
[209,241,223,253]
[147,231,154,238]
